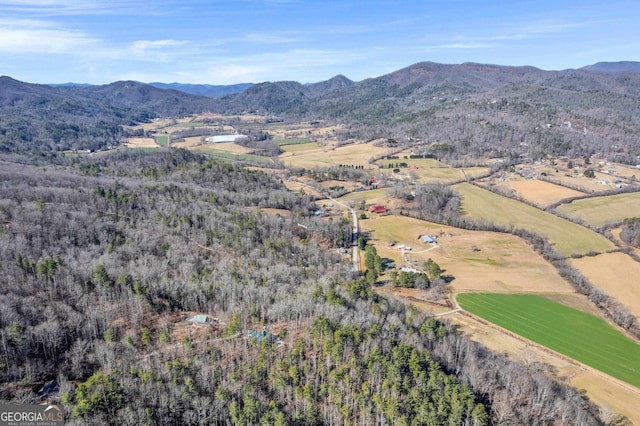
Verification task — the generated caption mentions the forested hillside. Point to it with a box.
[3,62,640,164]
[220,62,640,163]
[0,78,219,153]
[0,151,602,424]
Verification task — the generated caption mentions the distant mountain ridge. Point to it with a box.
[580,61,640,73]
[2,59,640,161]
[149,82,253,98]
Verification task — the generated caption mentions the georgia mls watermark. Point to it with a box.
[0,404,64,426]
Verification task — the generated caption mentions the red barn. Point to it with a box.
[368,205,387,213]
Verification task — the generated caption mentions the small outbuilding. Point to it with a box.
[186,314,218,326]
[247,328,282,345]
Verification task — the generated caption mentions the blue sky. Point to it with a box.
[1,0,638,84]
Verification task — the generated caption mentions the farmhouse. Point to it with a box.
[419,235,437,244]
[205,134,248,143]
[368,205,387,214]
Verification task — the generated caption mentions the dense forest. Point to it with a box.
[0,150,604,424]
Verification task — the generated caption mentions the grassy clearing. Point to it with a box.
[360,215,574,294]
[155,135,169,148]
[273,137,312,146]
[492,179,585,208]
[556,192,640,228]
[280,142,393,169]
[174,122,204,127]
[457,293,640,388]
[125,138,159,148]
[454,183,615,256]
[280,142,322,153]
[570,252,640,319]
[377,160,490,184]
[193,148,274,165]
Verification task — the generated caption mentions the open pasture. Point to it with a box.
[489,178,584,207]
[196,141,253,155]
[125,137,160,148]
[454,183,616,256]
[280,141,393,169]
[378,159,490,184]
[338,188,390,206]
[569,252,640,319]
[280,142,322,153]
[535,166,612,193]
[273,137,313,146]
[556,192,640,228]
[155,135,169,147]
[457,293,640,388]
[191,147,274,165]
[168,136,203,149]
[360,215,575,294]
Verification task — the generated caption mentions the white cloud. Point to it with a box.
[129,39,188,60]
[0,0,174,16]
[192,48,373,83]
[0,18,97,53]
[242,33,302,44]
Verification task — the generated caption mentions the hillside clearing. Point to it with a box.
[487,178,585,207]
[360,215,575,294]
[556,192,640,228]
[454,183,615,257]
[569,252,640,320]
[125,137,160,148]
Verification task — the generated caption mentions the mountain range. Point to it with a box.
[2,61,640,160]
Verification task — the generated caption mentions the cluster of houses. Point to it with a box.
[185,314,283,346]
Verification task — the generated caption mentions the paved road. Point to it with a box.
[328,197,359,272]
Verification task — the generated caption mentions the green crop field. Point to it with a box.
[280,142,322,153]
[155,135,169,147]
[458,293,640,388]
[194,148,274,165]
[273,137,313,146]
[556,192,640,228]
[454,183,615,256]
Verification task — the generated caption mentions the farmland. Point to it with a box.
[359,215,574,294]
[556,192,640,228]
[115,114,640,421]
[457,293,640,388]
[454,183,616,256]
[486,178,585,208]
[125,137,160,148]
[155,135,169,147]
[279,141,394,169]
[569,252,640,320]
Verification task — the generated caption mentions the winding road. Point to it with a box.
[294,180,360,272]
